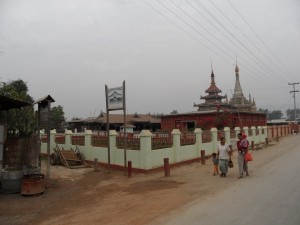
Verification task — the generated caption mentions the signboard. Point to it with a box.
[107,86,124,110]
[40,106,49,122]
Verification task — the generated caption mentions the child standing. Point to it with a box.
[211,153,219,176]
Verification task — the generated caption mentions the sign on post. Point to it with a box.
[105,81,127,174]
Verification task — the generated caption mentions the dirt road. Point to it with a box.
[0,136,292,225]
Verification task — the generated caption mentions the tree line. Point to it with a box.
[258,108,299,120]
[1,79,299,137]
[0,79,65,137]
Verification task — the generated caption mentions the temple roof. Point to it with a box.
[205,70,222,94]
[229,64,257,112]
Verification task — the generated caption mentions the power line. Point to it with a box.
[288,82,299,120]
[227,0,297,81]
[155,0,285,88]
[182,0,283,87]
[208,0,294,82]
[142,0,230,63]
[192,0,286,86]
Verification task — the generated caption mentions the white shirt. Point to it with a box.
[218,143,230,160]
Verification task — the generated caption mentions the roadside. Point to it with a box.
[0,136,292,225]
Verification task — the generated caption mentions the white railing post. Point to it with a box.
[211,127,218,153]
[109,130,118,164]
[257,126,262,143]
[194,128,202,157]
[251,126,256,143]
[171,129,181,162]
[224,127,231,145]
[139,130,152,170]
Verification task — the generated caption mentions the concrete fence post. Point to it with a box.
[194,128,202,158]
[171,129,181,162]
[211,127,218,153]
[257,126,262,143]
[251,126,256,144]
[64,129,73,149]
[224,127,231,145]
[50,129,56,154]
[243,126,249,137]
[139,130,152,170]
[109,130,118,164]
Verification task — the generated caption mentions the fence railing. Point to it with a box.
[71,135,85,146]
[202,131,212,143]
[180,133,196,146]
[91,135,108,147]
[116,136,140,150]
[55,135,65,144]
[152,136,173,150]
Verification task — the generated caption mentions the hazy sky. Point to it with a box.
[0,0,299,119]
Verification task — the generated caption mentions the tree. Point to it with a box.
[50,105,65,132]
[286,108,300,120]
[269,110,283,120]
[0,79,35,137]
[258,108,282,120]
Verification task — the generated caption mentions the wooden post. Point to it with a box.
[164,158,170,177]
[94,158,98,171]
[251,141,254,150]
[128,161,132,178]
[265,138,269,145]
[201,150,205,165]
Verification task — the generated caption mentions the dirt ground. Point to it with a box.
[0,137,289,225]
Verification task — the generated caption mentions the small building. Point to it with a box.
[67,112,161,133]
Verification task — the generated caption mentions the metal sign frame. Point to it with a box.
[105,81,127,174]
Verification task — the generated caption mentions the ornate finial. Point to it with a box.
[211,61,215,84]
[235,56,239,74]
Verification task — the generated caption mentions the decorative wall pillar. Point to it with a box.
[84,130,93,147]
[257,126,262,143]
[211,127,218,153]
[139,130,153,170]
[171,129,181,162]
[194,128,202,158]
[234,127,241,137]
[243,126,249,137]
[50,129,56,153]
[64,129,73,149]
[224,127,230,145]
[109,130,118,164]
[251,126,256,143]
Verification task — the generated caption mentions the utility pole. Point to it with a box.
[288,82,299,121]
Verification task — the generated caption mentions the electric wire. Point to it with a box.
[227,0,297,81]
[146,0,284,88]
[192,0,286,86]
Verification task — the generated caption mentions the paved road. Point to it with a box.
[156,136,300,225]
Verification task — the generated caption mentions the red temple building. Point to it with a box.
[160,65,266,132]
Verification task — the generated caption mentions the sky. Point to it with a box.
[0,0,299,120]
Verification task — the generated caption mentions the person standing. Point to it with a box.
[217,137,232,177]
[211,153,219,176]
[237,133,249,179]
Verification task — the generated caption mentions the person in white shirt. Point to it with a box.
[217,137,232,177]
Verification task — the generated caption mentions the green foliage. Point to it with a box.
[0,79,35,137]
[50,105,65,131]
[258,108,282,120]
[286,108,300,120]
